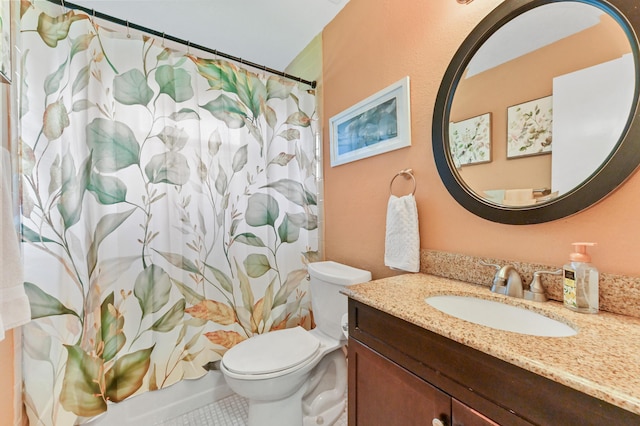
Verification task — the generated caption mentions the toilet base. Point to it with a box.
[247,383,308,426]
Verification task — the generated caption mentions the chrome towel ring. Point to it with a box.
[389,168,416,196]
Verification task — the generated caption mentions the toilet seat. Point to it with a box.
[223,327,320,375]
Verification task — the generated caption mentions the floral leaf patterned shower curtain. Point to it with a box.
[19,3,318,424]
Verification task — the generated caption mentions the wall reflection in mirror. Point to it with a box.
[449,2,634,208]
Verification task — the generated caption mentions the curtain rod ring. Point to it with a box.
[161,32,165,47]
[126,20,131,38]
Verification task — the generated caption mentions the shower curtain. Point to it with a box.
[19,3,318,425]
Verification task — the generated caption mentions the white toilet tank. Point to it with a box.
[308,261,371,340]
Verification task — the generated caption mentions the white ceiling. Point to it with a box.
[70,0,350,71]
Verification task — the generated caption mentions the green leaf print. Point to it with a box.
[287,212,318,230]
[23,282,79,319]
[100,292,126,362]
[104,346,154,402]
[277,214,300,244]
[269,152,295,167]
[87,209,136,276]
[150,299,186,332]
[278,129,300,141]
[203,264,234,294]
[200,94,247,129]
[134,265,172,318]
[214,163,228,195]
[21,224,57,244]
[156,126,189,151]
[72,64,90,96]
[44,58,68,96]
[235,259,254,312]
[262,179,316,207]
[37,11,88,48]
[70,33,96,60]
[285,111,311,127]
[42,100,70,140]
[266,76,295,100]
[244,254,272,278]
[144,152,190,185]
[234,233,266,248]
[87,171,128,205]
[273,269,308,307]
[154,250,200,274]
[58,155,90,229]
[86,118,140,172]
[245,193,279,228]
[170,108,200,122]
[113,69,154,106]
[232,144,248,172]
[155,65,194,103]
[188,56,238,93]
[59,345,106,416]
[235,70,267,118]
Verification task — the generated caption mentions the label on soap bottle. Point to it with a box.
[563,268,577,308]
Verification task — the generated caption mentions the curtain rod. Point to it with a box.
[44,0,318,89]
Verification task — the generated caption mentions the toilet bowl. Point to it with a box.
[220,261,371,426]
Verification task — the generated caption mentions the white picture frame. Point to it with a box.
[329,76,411,167]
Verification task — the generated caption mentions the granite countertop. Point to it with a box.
[344,273,640,416]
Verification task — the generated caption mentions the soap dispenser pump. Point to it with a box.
[563,242,599,314]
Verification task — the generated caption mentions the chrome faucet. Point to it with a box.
[494,265,524,298]
[481,261,560,302]
[480,261,523,298]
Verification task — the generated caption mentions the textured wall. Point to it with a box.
[322,0,640,280]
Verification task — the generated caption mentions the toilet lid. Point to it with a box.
[223,326,320,375]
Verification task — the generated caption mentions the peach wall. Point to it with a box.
[0,331,15,423]
[322,0,640,279]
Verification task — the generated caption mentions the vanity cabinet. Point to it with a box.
[348,299,640,426]
[349,339,499,426]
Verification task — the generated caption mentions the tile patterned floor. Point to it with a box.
[156,394,348,426]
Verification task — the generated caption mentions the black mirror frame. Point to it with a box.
[432,0,640,225]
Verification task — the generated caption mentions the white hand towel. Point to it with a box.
[0,148,30,340]
[384,194,420,272]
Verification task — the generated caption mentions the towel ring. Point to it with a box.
[389,169,416,196]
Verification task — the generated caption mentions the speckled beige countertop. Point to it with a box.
[345,273,640,416]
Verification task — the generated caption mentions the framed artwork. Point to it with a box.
[507,95,553,158]
[329,76,411,167]
[448,113,491,167]
[0,0,9,84]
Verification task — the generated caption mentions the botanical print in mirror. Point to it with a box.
[448,113,491,167]
[507,96,553,158]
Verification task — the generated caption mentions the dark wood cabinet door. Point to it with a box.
[452,398,500,426]
[349,339,451,426]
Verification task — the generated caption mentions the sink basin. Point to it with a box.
[425,295,577,337]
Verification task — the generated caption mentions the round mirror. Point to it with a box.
[432,0,640,224]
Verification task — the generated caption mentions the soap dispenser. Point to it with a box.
[563,242,599,314]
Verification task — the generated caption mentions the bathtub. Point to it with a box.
[86,371,233,425]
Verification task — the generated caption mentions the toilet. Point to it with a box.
[220,261,371,426]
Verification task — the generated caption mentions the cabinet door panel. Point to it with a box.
[452,398,500,426]
[349,339,451,426]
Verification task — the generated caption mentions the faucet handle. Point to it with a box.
[479,260,501,272]
[525,269,562,302]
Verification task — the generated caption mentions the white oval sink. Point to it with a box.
[425,295,577,337]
